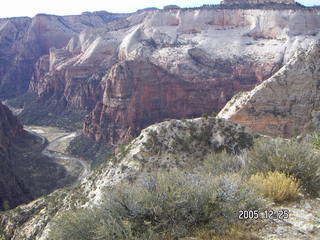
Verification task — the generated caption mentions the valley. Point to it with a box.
[24,125,90,185]
[0,0,320,239]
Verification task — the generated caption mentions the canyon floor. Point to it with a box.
[25,126,90,186]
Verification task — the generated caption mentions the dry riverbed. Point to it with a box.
[25,125,90,185]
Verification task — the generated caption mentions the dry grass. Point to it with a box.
[249,171,301,203]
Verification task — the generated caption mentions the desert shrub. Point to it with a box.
[310,133,320,150]
[212,173,262,227]
[49,171,262,240]
[100,172,262,239]
[143,130,162,154]
[245,138,320,196]
[204,151,244,175]
[249,171,301,203]
[101,171,218,238]
[49,208,103,240]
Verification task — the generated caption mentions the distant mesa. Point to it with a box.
[221,0,296,5]
[137,7,159,12]
[163,5,181,10]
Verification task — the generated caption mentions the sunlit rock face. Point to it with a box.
[0,12,128,98]
[83,60,252,145]
[218,42,320,137]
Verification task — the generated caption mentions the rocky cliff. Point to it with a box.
[0,102,82,211]
[0,102,31,210]
[218,42,320,137]
[83,60,254,144]
[0,12,128,98]
[28,6,320,144]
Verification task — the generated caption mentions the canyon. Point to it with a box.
[0,1,320,239]
[25,4,320,145]
[0,102,81,211]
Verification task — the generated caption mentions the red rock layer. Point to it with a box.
[83,60,268,145]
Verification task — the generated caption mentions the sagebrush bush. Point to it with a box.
[249,171,301,203]
[49,171,262,240]
[310,133,320,150]
[49,208,102,240]
[245,138,320,196]
[204,151,244,175]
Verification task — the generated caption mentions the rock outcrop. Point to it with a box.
[0,12,128,98]
[28,6,320,144]
[218,42,320,137]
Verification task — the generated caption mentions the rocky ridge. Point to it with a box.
[218,42,320,137]
[0,117,255,240]
[28,6,320,144]
[221,0,296,5]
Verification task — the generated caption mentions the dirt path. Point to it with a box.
[25,126,91,185]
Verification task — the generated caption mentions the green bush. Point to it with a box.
[245,138,320,196]
[48,171,262,240]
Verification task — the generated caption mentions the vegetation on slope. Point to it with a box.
[245,138,320,196]
[6,93,88,131]
[49,171,262,240]
[2,116,320,240]
[48,135,320,240]
[66,134,114,169]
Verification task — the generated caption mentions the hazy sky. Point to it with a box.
[0,0,318,18]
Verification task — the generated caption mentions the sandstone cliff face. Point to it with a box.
[0,12,128,98]
[218,42,320,137]
[0,102,31,210]
[28,7,320,144]
[83,60,254,144]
